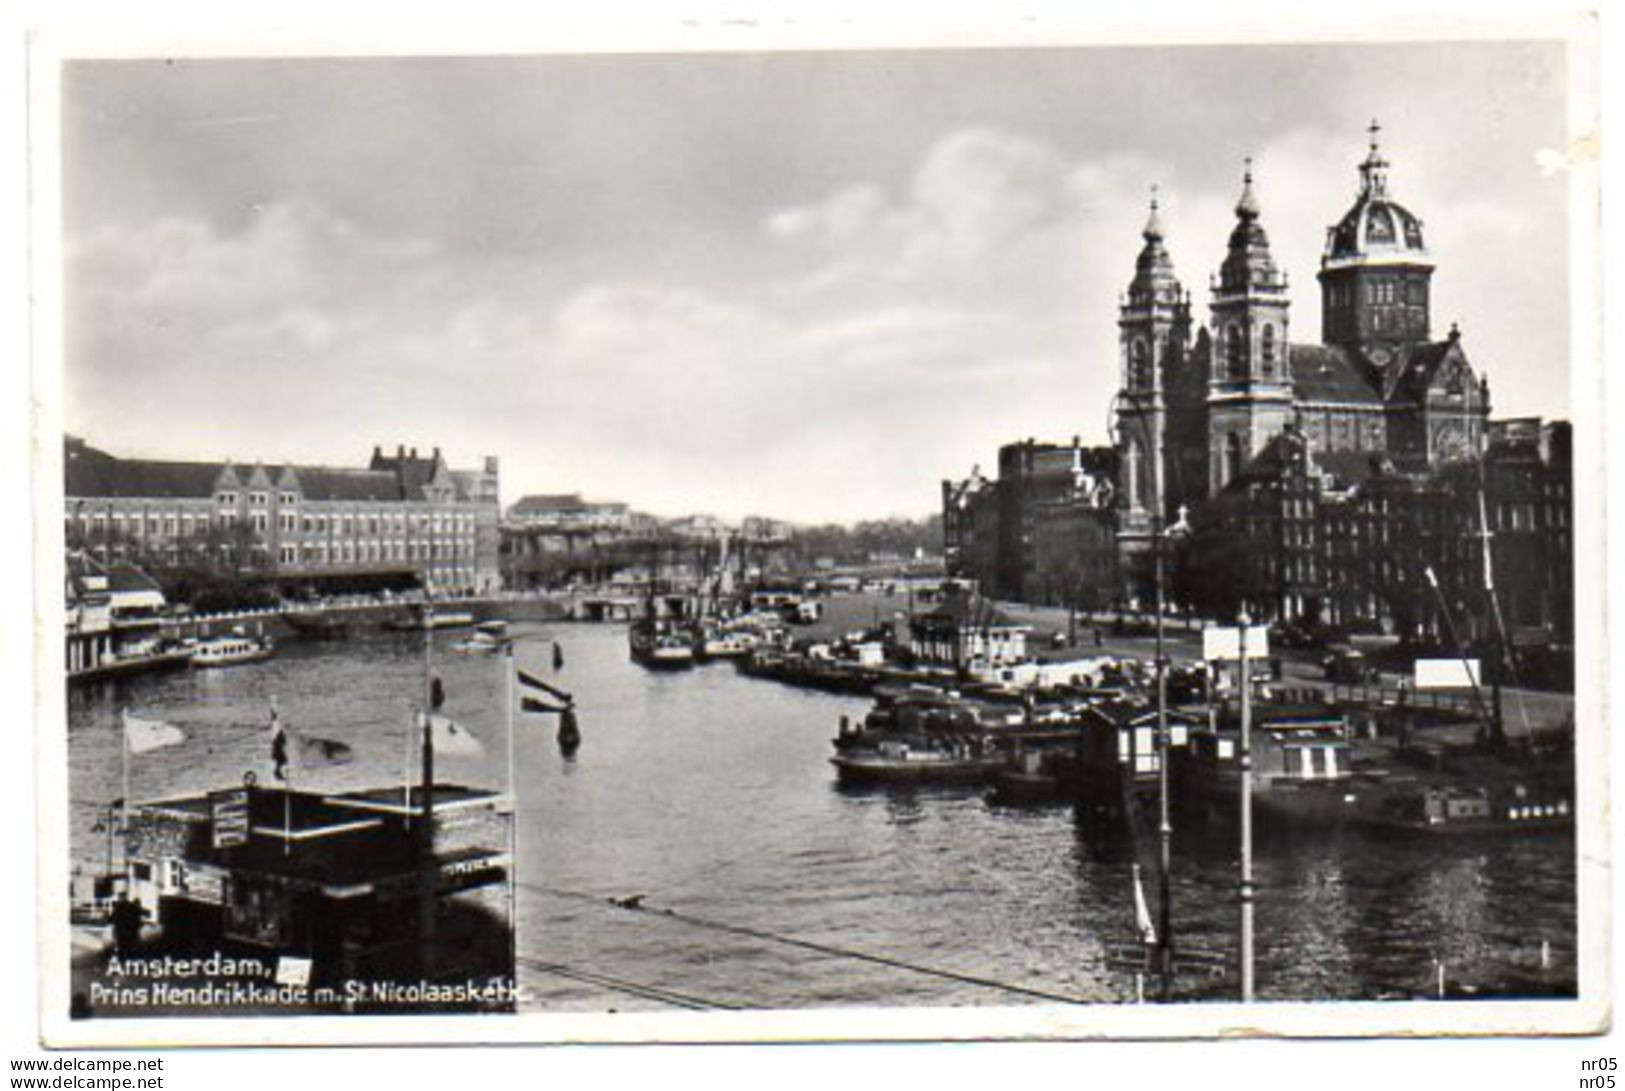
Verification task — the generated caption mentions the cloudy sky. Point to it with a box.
[61,39,1572,523]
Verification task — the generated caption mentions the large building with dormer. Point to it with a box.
[64,439,502,596]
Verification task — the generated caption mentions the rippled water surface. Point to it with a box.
[67,622,1577,1011]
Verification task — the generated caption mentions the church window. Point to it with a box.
[1225,324,1247,379]
[1225,432,1244,485]
[1261,324,1277,375]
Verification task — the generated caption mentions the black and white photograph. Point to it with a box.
[23,12,1607,1055]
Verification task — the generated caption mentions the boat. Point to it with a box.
[384,608,476,631]
[1353,739,1574,838]
[695,629,756,660]
[829,687,1015,786]
[189,632,275,668]
[628,618,696,670]
[69,645,193,684]
[281,607,350,641]
[450,620,512,655]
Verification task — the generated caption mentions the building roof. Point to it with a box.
[290,467,406,502]
[511,493,591,514]
[65,441,478,505]
[1322,131,1432,269]
[66,454,225,499]
[1289,344,1382,405]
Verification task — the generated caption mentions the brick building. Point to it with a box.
[64,439,501,596]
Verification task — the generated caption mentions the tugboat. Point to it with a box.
[829,687,1011,786]
[628,618,696,670]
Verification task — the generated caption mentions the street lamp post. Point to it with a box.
[1238,611,1256,1002]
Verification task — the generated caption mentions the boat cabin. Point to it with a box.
[110,781,513,1010]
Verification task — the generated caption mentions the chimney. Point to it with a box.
[397,444,405,460]
[433,446,441,461]
[372,444,382,460]
[410,447,418,459]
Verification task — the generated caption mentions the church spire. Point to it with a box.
[1143,185,1165,241]
[1235,158,1260,220]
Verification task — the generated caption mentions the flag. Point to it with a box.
[294,733,354,769]
[517,667,573,707]
[1132,863,1157,947]
[427,713,484,757]
[123,710,185,754]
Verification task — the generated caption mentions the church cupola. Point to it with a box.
[1318,121,1435,363]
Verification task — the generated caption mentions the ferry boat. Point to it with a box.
[189,633,275,668]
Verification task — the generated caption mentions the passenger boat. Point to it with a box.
[189,633,275,668]
[628,618,696,669]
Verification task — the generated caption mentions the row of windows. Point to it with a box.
[70,508,478,539]
[276,540,476,565]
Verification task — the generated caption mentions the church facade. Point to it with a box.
[1115,128,1492,557]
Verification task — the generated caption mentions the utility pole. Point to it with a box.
[1238,612,1255,1002]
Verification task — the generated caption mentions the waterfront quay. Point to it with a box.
[70,608,1576,1011]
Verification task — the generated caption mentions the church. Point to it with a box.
[944,126,1570,653]
[1114,124,1492,559]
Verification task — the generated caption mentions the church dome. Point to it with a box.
[1322,124,1432,269]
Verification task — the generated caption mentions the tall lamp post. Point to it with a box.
[1116,392,1188,1001]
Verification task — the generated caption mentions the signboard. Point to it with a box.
[1202,625,1271,662]
[1414,658,1480,690]
[210,789,250,849]
[275,956,313,988]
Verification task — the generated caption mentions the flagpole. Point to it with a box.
[418,581,437,977]
[120,708,130,832]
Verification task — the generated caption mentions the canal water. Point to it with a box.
[66,621,1577,1011]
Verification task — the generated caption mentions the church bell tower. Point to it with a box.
[1207,161,1293,495]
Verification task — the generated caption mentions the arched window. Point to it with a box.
[1260,324,1276,377]
[1224,432,1244,487]
[1225,324,1247,379]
